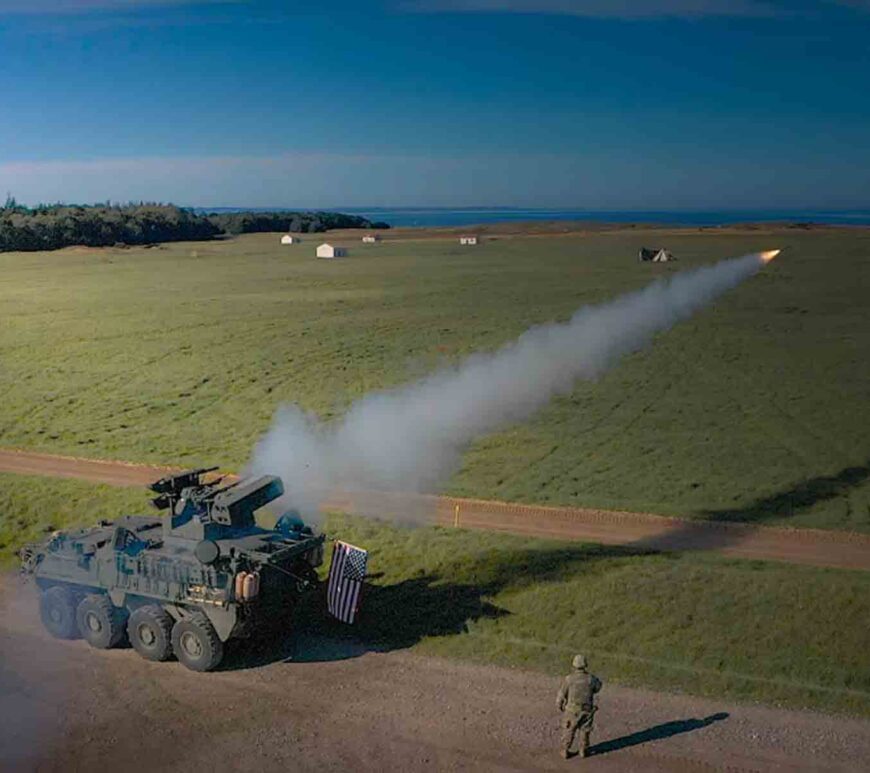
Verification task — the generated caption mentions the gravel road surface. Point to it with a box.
[1,578,869,772]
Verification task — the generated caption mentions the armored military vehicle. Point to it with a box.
[20,467,325,672]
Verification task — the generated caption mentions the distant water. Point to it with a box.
[337,207,870,228]
[199,206,870,228]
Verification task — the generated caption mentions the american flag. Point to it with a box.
[327,540,368,624]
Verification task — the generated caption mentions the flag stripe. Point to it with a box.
[330,546,346,616]
[328,543,343,612]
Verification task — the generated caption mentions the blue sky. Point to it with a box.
[1,0,868,209]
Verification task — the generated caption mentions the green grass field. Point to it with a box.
[0,473,151,566]
[2,474,867,715]
[322,512,870,717]
[1,228,868,530]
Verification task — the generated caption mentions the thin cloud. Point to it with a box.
[0,0,237,14]
[2,150,862,210]
[401,0,780,17]
[401,0,868,17]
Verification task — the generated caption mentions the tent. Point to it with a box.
[638,247,675,262]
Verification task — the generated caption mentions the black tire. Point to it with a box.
[76,594,127,649]
[128,605,174,662]
[171,613,223,672]
[39,585,80,640]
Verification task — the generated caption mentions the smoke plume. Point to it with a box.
[249,252,773,519]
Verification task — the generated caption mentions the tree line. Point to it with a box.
[0,198,388,252]
[208,210,390,235]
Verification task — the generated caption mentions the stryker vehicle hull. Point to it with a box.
[20,468,325,671]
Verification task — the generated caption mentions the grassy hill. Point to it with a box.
[0,227,868,530]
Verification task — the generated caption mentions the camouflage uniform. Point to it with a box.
[556,655,602,759]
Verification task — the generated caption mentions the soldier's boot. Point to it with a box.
[560,748,569,759]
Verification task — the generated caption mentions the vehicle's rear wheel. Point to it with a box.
[171,613,223,672]
[128,605,174,662]
[39,585,79,640]
[76,594,127,649]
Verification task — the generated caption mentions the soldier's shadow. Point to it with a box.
[588,712,729,757]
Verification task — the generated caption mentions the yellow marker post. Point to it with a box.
[454,503,460,528]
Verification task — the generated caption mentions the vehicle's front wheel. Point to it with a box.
[76,594,127,649]
[128,605,174,662]
[39,585,79,640]
[171,613,223,672]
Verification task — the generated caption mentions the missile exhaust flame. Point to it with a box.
[250,251,777,521]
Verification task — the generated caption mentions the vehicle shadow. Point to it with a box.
[220,576,509,670]
[588,712,729,757]
[219,541,656,671]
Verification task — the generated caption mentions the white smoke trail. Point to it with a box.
[249,252,774,519]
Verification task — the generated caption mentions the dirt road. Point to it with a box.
[1,577,867,772]
[0,449,174,487]
[2,448,870,571]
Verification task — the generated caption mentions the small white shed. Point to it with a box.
[459,235,479,245]
[317,243,347,259]
[281,235,298,245]
[362,234,380,243]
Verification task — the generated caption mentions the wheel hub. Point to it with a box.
[138,623,156,647]
[180,631,202,658]
[86,611,102,633]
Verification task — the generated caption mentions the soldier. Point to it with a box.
[556,654,602,759]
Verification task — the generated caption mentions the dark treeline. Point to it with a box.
[0,200,220,252]
[0,198,388,252]
[207,210,390,235]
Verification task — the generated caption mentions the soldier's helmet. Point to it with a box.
[572,654,588,670]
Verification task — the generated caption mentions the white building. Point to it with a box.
[459,235,479,245]
[362,234,380,243]
[280,235,298,245]
[316,243,347,259]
